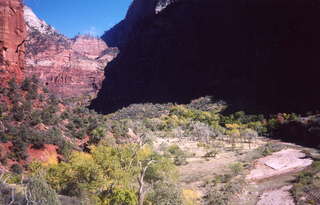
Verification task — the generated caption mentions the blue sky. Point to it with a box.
[24,0,132,38]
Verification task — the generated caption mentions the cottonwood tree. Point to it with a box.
[43,140,177,205]
[135,134,178,205]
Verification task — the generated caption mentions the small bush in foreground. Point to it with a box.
[26,176,61,205]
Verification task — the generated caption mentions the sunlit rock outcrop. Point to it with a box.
[0,0,26,85]
[24,6,118,98]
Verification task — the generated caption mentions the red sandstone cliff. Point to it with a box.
[0,0,26,85]
[24,6,118,98]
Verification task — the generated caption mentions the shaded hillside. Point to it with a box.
[92,0,320,114]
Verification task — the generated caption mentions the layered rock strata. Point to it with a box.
[24,6,118,98]
[0,0,26,85]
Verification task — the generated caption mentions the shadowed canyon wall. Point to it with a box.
[0,0,26,85]
[91,0,320,114]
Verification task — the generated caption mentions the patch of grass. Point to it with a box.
[253,143,286,157]
[204,178,245,205]
[229,162,244,176]
[166,144,188,166]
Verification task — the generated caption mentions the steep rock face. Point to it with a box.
[24,6,118,98]
[92,0,320,114]
[102,0,177,48]
[0,0,26,85]
[155,0,177,13]
[24,6,55,35]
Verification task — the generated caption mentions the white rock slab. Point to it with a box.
[247,149,313,181]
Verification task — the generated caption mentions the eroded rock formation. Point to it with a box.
[0,0,26,85]
[92,0,320,114]
[24,6,118,98]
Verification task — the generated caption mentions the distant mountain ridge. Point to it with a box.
[24,6,56,35]
[24,6,118,98]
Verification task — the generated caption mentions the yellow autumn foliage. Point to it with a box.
[182,189,200,205]
[225,123,241,129]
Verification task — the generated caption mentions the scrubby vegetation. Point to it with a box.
[1,78,317,204]
[292,161,320,205]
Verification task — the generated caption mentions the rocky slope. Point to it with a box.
[0,0,26,85]
[92,0,320,114]
[24,6,118,98]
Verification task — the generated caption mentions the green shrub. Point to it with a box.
[240,128,258,145]
[146,182,183,205]
[72,129,86,139]
[229,162,244,176]
[26,84,38,100]
[31,75,39,84]
[90,127,107,144]
[11,138,28,160]
[60,111,71,120]
[41,110,56,125]
[0,132,9,143]
[9,92,22,104]
[211,174,232,185]
[21,78,31,91]
[110,103,171,120]
[205,178,244,205]
[10,164,23,174]
[49,95,59,106]
[174,154,188,166]
[102,188,138,205]
[170,105,220,127]
[291,161,320,204]
[247,121,267,135]
[167,145,188,166]
[258,143,285,157]
[26,176,61,205]
[8,78,18,92]
[204,149,219,158]
[111,120,130,138]
[30,110,42,126]
[12,105,25,121]
[167,144,182,156]
[43,87,49,93]
[187,96,226,112]
[0,104,8,115]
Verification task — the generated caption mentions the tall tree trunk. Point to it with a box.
[138,160,154,205]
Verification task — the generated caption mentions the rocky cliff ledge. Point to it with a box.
[92,0,320,114]
[0,0,26,85]
[24,6,118,98]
